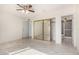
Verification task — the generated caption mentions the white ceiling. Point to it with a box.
[25,4,62,19]
[25,4,75,20]
[0,4,75,20]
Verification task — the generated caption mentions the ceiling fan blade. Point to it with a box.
[29,10,35,12]
[17,4,24,9]
[16,9,23,11]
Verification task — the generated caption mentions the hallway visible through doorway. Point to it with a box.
[61,15,73,46]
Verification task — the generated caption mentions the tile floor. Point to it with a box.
[0,39,79,55]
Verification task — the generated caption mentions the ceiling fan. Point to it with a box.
[16,4,35,13]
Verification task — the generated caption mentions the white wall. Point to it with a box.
[22,21,29,38]
[22,19,32,38]
[0,4,24,43]
[73,5,79,51]
[29,21,32,37]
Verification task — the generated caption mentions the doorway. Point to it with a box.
[61,15,73,46]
